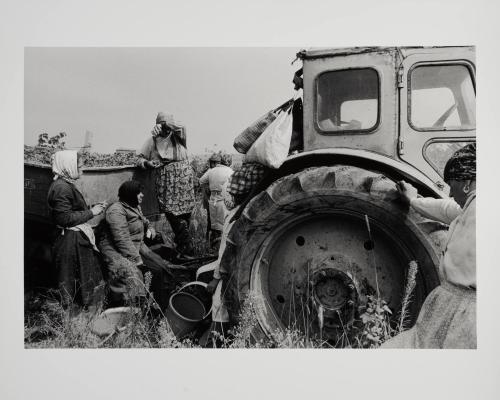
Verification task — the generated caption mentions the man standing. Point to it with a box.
[137,112,195,256]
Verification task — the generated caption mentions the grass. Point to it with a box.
[25,260,419,349]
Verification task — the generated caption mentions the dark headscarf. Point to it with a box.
[444,143,476,182]
[118,180,144,208]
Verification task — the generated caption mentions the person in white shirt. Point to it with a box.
[382,143,476,348]
[199,154,234,251]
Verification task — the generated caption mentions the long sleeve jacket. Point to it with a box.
[47,178,93,228]
[99,202,149,265]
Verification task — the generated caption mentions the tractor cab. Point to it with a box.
[299,46,476,193]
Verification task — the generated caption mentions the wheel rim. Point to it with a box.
[250,205,432,341]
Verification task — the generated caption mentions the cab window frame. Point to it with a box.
[407,61,476,133]
[423,138,476,178]
[314,67,381,135]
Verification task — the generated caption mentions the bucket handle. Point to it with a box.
[176,281,212,320]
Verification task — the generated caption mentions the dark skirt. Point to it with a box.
[52,230,104,307]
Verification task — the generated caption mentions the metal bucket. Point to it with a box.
[91,307,138,336]
[165,282,210,339]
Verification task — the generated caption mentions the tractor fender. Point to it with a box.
[280,149,447,199]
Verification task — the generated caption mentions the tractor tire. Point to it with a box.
[220,166,448,344]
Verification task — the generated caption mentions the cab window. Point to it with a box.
[410,65,475,131]
[316,68,379,133]
[424,141,473,178]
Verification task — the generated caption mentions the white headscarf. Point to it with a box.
[52,150,80,184]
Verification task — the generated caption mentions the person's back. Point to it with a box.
[201,164,233,192]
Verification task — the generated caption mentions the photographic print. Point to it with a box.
[24,46,476,350]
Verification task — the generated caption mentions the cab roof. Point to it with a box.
[298,46,474,60]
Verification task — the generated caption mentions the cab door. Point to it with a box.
[398,47,476,188]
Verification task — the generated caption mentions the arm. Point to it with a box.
[48,183,94,227]
[410,197,462,225]
[212,211,238,281]
[105,205,142,264]
[137,137,154,169]
[143,215,157,239]
[397,180,461,224]
[173,126,186,148]
[199,169,209,186]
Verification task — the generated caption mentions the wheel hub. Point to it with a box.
[312,269,355,309]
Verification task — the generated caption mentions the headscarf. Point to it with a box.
[118,180,144,208]
[152,112,187,160]
[153,112,180,138]
[221,152,232,167]
[156,112,175,126]
[209,153,222,164]
[444,143,476,182]
[52,150,80,184]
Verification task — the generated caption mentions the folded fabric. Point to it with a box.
[228,162,268,197]
[68,223,99,252]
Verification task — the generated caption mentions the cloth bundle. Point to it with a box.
[228,162,268,197]
[245,103,293,169]
[233,110,278,154]
[233,97,301,156]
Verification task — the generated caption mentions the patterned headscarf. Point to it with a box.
[52,150,80,184]
[444,143,476,182]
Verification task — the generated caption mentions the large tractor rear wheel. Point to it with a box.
[221,166,447,345]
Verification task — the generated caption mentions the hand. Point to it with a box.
[206,278,220,295]
[146,227,156,239]
[151,124,163,137]
[145,160,160,169]
[91,203,106,216]
[396,181,418,205]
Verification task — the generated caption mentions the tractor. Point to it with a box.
[220,46,476,344]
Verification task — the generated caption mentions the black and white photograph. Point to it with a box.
[2,1,500,399]
[23,46,477,350]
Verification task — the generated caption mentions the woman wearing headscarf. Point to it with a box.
[199,153,233,251]
[382,143,476,348]
[47,150,107,308]
[99,180,172,309]
[137,112,196,256]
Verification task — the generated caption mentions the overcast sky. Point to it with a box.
[25,47,301,154]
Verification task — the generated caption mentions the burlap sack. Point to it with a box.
[233,110,277,154]
[381,281,476,349]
